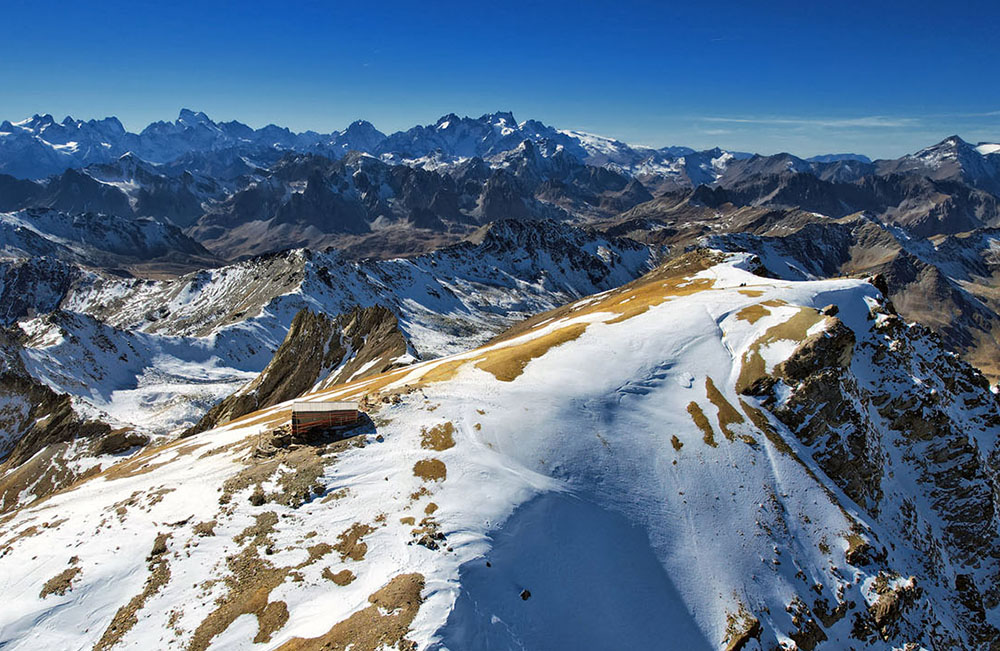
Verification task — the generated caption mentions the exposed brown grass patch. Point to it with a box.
[413,458,447,482]
[276,573,424,651]
[420,422,455,451]
[220,435,359,509]
[305,543,334,565]
[486,249,724,342]
[101,439,208,482]
[94,534,172,650]
[323,568,356,586]
[0,523,41,558]
[334,523,375,562]
[687,402,716,447]
[409,486,431,501]
[256,602,290,644]
[321,487,350,503]
[736,307,825,393]
[736,304,770,324]
[216,409,292,435]
[705,377,745,441]
[424,502,438,515]
[604,277,715,325]
[740,400,793,455]
[475,323,588,382]
[737,289,765,297]
[670,435,683,451]
[0,445,104,515]
[399,516,416,526]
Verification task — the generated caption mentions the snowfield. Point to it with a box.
[1,252,998,649]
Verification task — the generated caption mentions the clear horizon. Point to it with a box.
[3,0,998,159]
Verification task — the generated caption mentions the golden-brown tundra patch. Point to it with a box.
[687,401,716,448]
[420,422,455,451]
[333,522,376,562]
[186,512,290,650]
[39,559,81,599]
[93,534,172,650]
[475,323,588,382]
[413,459,447,482]
[275,573,425,651]
[323,568,356,586]
[705,377,745,442]
[737,306,825,393]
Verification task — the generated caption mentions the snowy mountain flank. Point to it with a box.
[2,252,999,649]
[2,107,1000,650]
[4,220,656,438]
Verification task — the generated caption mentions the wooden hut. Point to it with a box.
[291,401,360,437]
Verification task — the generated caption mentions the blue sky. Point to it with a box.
[2,0,997,158]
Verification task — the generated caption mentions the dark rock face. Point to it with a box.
[0,330,113,513]
[93,430,149,455]
[272,170,370,234]
[775,317,855,382]
[479,169,533,222]
[0,258,80,326]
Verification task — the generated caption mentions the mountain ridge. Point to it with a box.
[2,250,998,648]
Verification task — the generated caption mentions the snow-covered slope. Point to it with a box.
[2,251,998,649]
[10,220,656,435]
[16,310,261,434]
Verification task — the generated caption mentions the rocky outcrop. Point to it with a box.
[186,306,411,436]
[0,329,116,512]
[0,257,80,326]
[746,296,1000,648]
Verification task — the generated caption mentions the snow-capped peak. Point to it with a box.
[176,108,215,128]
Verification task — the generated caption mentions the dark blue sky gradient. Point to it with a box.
[2,0,997,157]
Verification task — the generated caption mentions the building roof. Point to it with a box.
[291,401,359,413]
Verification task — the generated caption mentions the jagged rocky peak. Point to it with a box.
[483,110,517,127]
[337,119,386,148]
[176,108,214,127]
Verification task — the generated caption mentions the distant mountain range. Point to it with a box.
[0,108,876,180]
[1,109,998,266]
